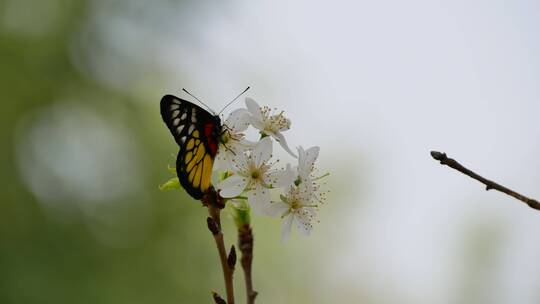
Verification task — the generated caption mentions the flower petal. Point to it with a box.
[225,108,251,132]
[252,137,272,168]
[215,138,254,172]
[249,117,265,132]
[304,146,320,164]
[213,154,228,171]
[265,201,290,218]
[231,138,255,153]
[217,175,248,198]
[265,164,296,188]
[298,146,320,178]
[230,149,250,174]
[273,132,297,158]
[246,183,271,215]
[294,208,315,236]
[280,214,294,241]
[245,97,262,121]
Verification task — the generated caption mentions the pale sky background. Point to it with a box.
[10,0,540,303]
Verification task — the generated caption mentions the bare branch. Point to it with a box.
[430,151,540,211]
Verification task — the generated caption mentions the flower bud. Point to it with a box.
[211,291,226,304]
[227,245,236,270]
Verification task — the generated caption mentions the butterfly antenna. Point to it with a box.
[218,86,250,115]
[182,88,216,115]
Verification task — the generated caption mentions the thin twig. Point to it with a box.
[205,189,235,304]
[430,151,540,211]
[238,225,258,304]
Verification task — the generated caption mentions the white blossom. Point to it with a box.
[297,146,320,180]
[217,137,295,213]
[296,146,326,204]
[265,183,321,241]
[264,145,328,240]
[245,97,296,157]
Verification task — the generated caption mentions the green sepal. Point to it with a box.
[259,131,269,139]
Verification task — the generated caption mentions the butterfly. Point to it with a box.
[160,88,249,200]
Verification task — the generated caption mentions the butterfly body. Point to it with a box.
[160,94,222,199]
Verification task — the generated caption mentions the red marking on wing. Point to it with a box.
[204,123,218,156]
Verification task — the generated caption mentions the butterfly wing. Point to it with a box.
[160,95,221,199]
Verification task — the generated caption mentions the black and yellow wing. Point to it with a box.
[160,95,222,199]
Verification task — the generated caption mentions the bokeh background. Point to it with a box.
[2,0,540,303]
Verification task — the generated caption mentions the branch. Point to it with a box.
[238,225,258,304]
[430,151,540,211]
[204,190,235,304]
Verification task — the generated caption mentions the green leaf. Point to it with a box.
[167,165,176,174]
[158,177,181,191]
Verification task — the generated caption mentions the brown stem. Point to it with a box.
[430,151,540,211]
[207,205,235,304]
[238,225,258,304]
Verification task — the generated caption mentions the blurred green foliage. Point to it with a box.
[0,1,328,303]
[0,1,226,303]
